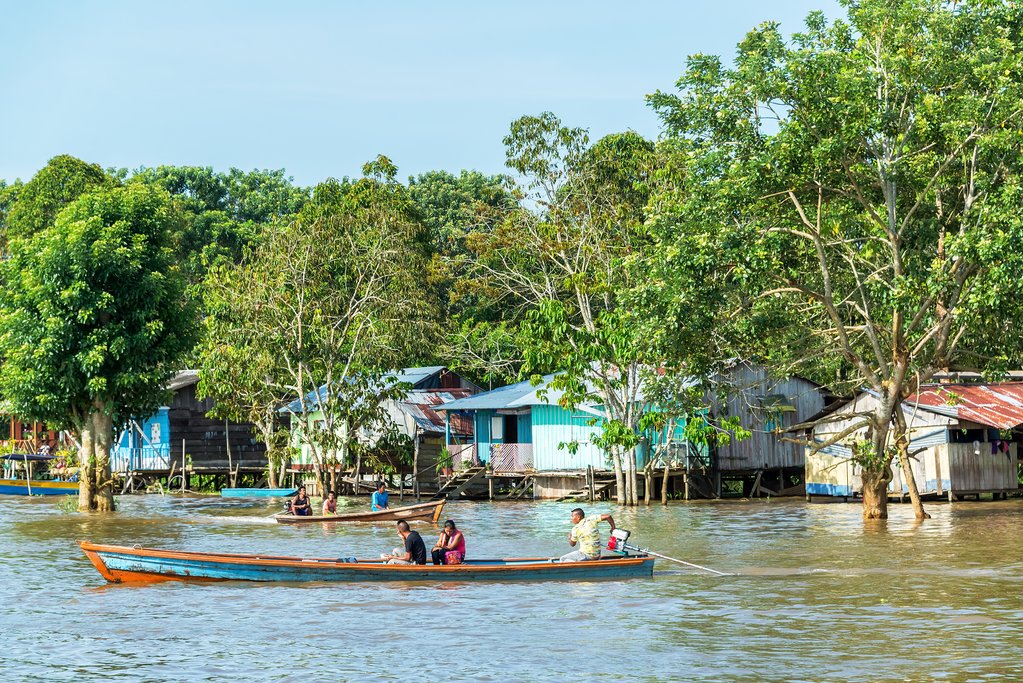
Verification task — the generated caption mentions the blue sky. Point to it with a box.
[0,0,839,187]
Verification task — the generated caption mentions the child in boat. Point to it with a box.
[322,491,337,515]
[431,519,466,565]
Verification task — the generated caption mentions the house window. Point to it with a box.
[491,415,504,441]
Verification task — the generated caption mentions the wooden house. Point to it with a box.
[284,366,480,478]
[707,362,830,496]
[0,401,67,454]
[113,370,267,475]
[438,374,709,499]
[805,384,1023,501]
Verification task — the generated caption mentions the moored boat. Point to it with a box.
[274,499,445,525]
[77,541,655,583]
[221,487,297,498]
[0,453,78,496]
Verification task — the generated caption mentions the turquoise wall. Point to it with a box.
[531,405,608,471]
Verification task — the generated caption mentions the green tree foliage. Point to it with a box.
[0,183,196,510]
[468,113,686,505]
[408,170,520,385]
[130,166,309,283]
[645,0,1023,519]
[2,155,111,247]
[199,159,436,495]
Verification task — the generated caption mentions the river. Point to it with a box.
[1,494,1021,681]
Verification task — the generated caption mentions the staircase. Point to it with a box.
[496,475,534,500]
[431,466,487,500]
[556,480,615,502]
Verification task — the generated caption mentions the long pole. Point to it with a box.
[622,542,731,576]
[23,453,31,496]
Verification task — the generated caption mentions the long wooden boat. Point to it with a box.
[274,499,445,525]
[78,541,655,583]
[221,487,297,498]
[0,478,79,496]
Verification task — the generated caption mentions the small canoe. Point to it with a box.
[77,541,655,584]
[0,478,78,496]
[274,499,445,525]
[221,488,297,498]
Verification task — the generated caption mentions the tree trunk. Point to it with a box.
[612,449,625,504]
[860,465,892,520]
[661,461,670,505]
[643,462,653,505]
[78,420,95,512]
[93,409,115,512]
[893,407,931,520]
[625,447,639,506]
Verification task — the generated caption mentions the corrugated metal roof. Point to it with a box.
[438,375,558,411]
[168,369,200,392]
[283,367,449,413]
[910,384,1023,430]
[396,389,475,434]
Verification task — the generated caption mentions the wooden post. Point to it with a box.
[225,419,235,488]
[662,462,670,505]
[488,476,494,500]
[399,464,404,503]
[23,454,31,496]
[181,439,187,492]
[412,428,421,502]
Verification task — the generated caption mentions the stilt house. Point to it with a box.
[805,383,1023,501]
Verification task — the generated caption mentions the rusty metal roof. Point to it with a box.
[910,383,1023,430]
[398,390,475,435]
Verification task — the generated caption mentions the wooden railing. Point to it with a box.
[111,444,171,472]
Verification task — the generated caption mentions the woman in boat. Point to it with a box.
[322,491,337,516]
[431,519,466,565]
[291,485,312,516]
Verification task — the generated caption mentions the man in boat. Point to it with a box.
[371,481,389,511]
[559,508,616,562]
[322,491,337,516]
[291,485,312,516]
[382,520,427,565]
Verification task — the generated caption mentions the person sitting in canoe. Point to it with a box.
[381,520,427,565]
[371,481,389,511]
[431,519,466,565]
[559,507,616,562]
[291,486,312,516]
[322,491,337,516]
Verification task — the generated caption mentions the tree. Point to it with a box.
[198,159,436,496]
[646,0,1023,519]
[130,166,309,284]
[1,155,111,250]
[0,183,195,510]
[468,113,675,505]
[408,170,521,386]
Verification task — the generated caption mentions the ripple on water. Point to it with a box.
[3,495,1023,681]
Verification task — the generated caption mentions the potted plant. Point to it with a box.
[438,447,453,478]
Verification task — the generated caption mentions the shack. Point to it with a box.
[708,362,830,497]
[284,366,480,487]
[438,374,707,499]
[805,383,1022,501]
[113,370,267,485]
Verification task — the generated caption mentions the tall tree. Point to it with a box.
[646,0,1023,519]
[0,183,195,510]
[199,159,436,496]
[408,169,520,386]
[469,113,674,505]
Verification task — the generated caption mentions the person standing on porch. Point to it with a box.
[559,507,615,562]
[371,481,389,511]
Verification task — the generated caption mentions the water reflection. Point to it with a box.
[2,494,1023,681]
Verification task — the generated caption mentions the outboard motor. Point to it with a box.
[607,528,631,555]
